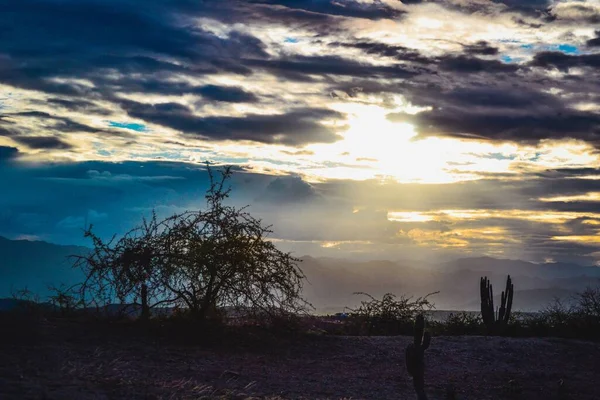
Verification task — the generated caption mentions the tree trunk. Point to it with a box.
[140,283,150,321]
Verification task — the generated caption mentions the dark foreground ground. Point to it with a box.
[1,317,599,400]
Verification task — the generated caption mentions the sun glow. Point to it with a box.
[306,101,460,183]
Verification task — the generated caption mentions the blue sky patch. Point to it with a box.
[108,121,147,132]
[557,44,579,55]
[478,152,516,161]
[284,37,299,44]
[97,149,112,157]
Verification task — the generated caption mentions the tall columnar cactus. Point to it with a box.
[405,314,430,400]
[480,275,514,334]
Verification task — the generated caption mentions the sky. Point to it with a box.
[1,0,600,265]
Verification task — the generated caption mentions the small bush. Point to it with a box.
[440,311,484,335]
[345,292,437,336]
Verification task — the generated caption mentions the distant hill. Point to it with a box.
[299,256,600,314]
[0,236,88,299]
[1,237,598,312]
[437,256,600,279]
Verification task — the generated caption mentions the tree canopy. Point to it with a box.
[73,165,310,322]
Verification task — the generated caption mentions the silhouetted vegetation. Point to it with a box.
[508,286,600,340]
[480,275,513,334]
[70,164,311,327]
[405,314,431,400]
[343,291,437,335]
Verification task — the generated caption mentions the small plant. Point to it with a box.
[443,311,483,335]
[10,286,42,314]
[405,314,430,400]
[347,292,437,335]
[480,275,513,334]
[48,284,84,316]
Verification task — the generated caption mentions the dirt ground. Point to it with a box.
[1,318,599,400]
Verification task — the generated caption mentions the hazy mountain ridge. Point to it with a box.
[0,236,88,298]
[1,237,598,312]
[299,255,600,313]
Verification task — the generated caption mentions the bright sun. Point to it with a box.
[306,101,457,183]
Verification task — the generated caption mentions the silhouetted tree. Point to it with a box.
[73,212,175,319]
[73,164,310,322]
[156,165,310,321]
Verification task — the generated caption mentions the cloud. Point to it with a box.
[249,0,406,21]
[437,55,519,73]
[256,175,318,203]
[587,30,600,47]
[196,85,259,103]
[2,0,600,264]
[530,51,600,70]
[12,136,73,150]
[120,100,346,145]
[0,146,19,162]
[550,2,600,23]
[329,40,431,63]
[463,41,500,55]
[1,157,600,263]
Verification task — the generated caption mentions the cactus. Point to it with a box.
[480,275,513,334]
[405,314,430,400]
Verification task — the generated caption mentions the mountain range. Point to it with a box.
[1,236,599,313]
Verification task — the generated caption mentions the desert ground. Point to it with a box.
[1,318,599,400]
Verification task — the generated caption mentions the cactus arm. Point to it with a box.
[489,283,494,316]
[498,291,506,322]
[405,314,430,400]
[504,276,514,324]
[480,276,498,329]
[422,332,431,350]
[414,314,425,346]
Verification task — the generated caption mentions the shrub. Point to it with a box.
[345,292,437,335]
[441,311,484,335]
[72,164,311,326]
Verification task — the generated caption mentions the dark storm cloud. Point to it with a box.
[496,0,552,14]
[246,55,420,80]
[196,85,259,103]
[588,31,600,47]
[119,100,345,145]
[96,78,259,101]
[542,167,600,178]
[43,98,111,116]
[390,107,600,143]
[0,146,19,162]
[437,55,519,73]
[7,111,108,135]
[0,1,268,63]
[463,41,499,56]
[0,0,268,96]
[12,136,73,150]
[248,0,406,20]
[530,51,600,70]
[319,45,514,74]
[5,0,596,152]
[329,41,431,64]
[379,68,600,145]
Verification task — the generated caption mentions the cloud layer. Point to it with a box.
[2,0,600,264]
